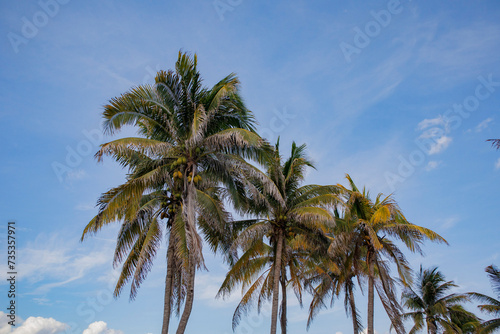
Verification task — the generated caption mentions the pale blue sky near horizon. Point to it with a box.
[1,0,500,333]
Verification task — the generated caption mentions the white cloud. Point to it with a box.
[417,116,453,155]
[419,127,446,139]
[417,116,447,131]
[12,317,67,334]
[0,312,16,334]
[495,158,500,170]
[0,312,67,334]
[428,136,452,155]
[82,321,123,334]
[0,314,121,334]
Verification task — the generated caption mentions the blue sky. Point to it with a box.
[1,0,500,333]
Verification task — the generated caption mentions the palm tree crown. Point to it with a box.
[81,51,267,334]
[470,265,500,333]
[218,141,340,334]
[328,175,448,334]
[402,266,479,334]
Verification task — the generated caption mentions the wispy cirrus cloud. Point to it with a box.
[417,116,448,132]
[12,234,113,295]
[416,21,500,86]
[474,117,494,133]
[439,216,461,230]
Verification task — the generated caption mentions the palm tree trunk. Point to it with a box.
[176,164,201,334]
[270,228,284,334]
[427,320,437,334]
[161,234,175,334]
[176,255,196,334]
[280,268,287,334]
[348,282,359,334]
[367,253,375,334]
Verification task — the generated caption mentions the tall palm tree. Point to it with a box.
[329,175,448,334]
[470,265,500,333]
[402,266,478,334]
[217,141,340,334]
[81,51,269,334]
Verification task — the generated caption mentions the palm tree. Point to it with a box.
[402,266,478,334]
[330,175,448,334]
[217,141,340,334]
[81,51,268,334]
[470,265,500,333]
